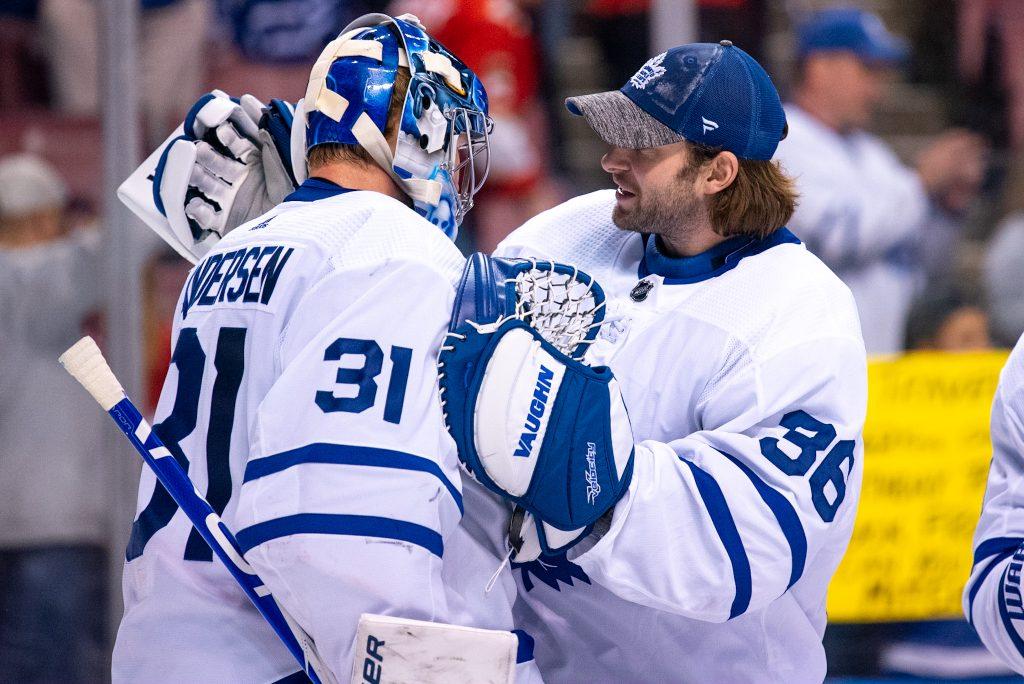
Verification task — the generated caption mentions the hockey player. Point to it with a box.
[964,337,1024,674]
[112,14,542,683]
[128,42,867,682]
[453,42,867,682]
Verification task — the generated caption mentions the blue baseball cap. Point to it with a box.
[565,41,787,160]
[797,8,909,64]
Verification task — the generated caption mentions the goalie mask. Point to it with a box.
[301,13,492,239]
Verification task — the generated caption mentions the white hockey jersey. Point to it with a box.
[775,104,930,355]
[495,190,867,683]
[113,179,538,683]
[964,334,1024,674]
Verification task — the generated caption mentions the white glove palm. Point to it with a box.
[120,90,300,263]
[176,90,296,240]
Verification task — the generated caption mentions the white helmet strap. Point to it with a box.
[291,99,309,184]
[351,112,442,206]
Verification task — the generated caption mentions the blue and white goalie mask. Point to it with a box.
[301,13,492,239]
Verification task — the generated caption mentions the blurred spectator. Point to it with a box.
[393,0,559,252]
[959,0,1024,149]
[775,8,986,355]
[207,0,384,103]
[585,0,650,88]
[39,0,209,144]
[584,0,767,85]
[985,214,1024,346]
[698,0,766,61]
[218,0,378,63]
[0,154,108,682]
[984,153,1024,346]
[827,281,996,678]
[0,0,48,109]
[904,283,992,351]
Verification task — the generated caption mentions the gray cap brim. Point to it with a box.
[565,90,685,149]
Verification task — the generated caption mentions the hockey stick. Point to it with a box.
[60,336,335,684]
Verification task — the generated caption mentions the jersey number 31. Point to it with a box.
[127,330,412,562]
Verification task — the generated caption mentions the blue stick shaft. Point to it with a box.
[108,397,325,684]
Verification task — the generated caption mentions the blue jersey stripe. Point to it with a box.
[283,177,354,203]
[716,450,807,590]
[512,629,535,664]
[967,549,1017,626]
[245,443,463,515]
[997,563,1024,658]
[236,513,444,558]
[975,536,1024,566]
[680,459,752,619]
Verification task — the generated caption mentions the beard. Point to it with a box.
[611,167,705,240]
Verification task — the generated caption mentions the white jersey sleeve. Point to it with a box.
[234,256,461,677]
[964,335,1024,673]
[575,330,866,621]
[775,104,929,269]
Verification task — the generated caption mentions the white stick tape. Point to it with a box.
[59,336,126,411]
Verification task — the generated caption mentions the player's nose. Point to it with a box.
[601,146,631,174]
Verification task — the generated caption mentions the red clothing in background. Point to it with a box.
[587,0,650,17]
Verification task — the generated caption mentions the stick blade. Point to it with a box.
[60,336,125,410]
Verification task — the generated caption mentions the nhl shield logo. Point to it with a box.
[630,52,667,90]
[630,279,654,302]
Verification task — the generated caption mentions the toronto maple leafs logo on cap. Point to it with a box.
[630,52,666,90]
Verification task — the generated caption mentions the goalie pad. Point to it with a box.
[349,614,519,684]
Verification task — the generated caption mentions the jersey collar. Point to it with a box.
[638,227,802,284]
[283,177,354,203]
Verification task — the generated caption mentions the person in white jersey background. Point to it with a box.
[113,14,544,683]
[127,39,867,684]
[774,8,986,355]
[965,334,1024,674]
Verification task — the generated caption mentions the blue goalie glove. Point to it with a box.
[439,254,635,557]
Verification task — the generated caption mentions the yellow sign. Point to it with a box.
[826,350,1009,623]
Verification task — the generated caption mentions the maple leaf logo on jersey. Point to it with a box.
[630,53,667,90]
[513,554,591,593]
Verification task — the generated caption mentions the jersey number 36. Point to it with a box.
[759,410,856,523]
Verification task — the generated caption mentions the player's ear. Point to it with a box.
[700,151,739,196]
